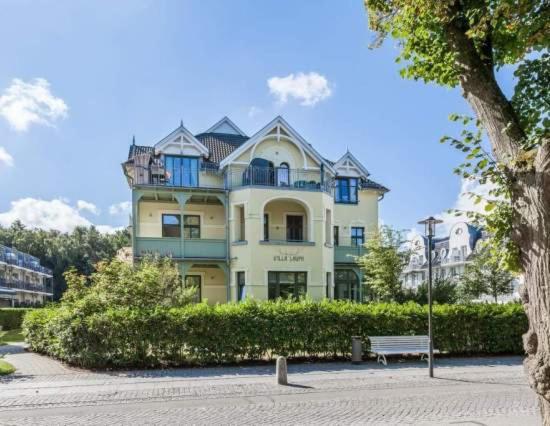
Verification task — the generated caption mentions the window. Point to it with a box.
[333,226,339,246]
[162,214,181,237]
[185,275,201,303]
[286,215,304,241]
[277,162,290,186]
[461,245,467,259]
[263,213,269,241]
[165,156,198,187]
[326,272,332,299]
[334,270,360,302]
[335,178,358,203]
[237,271,246,301]
[351,227,364,246]
[183,215,200,238]
[268,272,307,300]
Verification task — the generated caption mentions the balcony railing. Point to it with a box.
[333,237,366,263]
[0,278,53,294]
[129,163,333,194]
[226,165,333,194]
[0,245,53,276]
[134,237,227,259]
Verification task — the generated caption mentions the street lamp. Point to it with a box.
[417,216,443,378]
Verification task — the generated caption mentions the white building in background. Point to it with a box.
[401,222,519,301]
[0,244,54,307]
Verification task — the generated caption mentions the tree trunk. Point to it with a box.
[444,14,550,424]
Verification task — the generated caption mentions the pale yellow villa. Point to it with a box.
[122,116,388,304]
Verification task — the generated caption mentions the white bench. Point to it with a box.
[368,335,440,365]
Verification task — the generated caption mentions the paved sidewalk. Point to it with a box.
[0,347,541,425]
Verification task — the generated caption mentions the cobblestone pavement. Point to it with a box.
[0,348,541,425]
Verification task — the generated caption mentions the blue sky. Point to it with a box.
[0,0,515,235]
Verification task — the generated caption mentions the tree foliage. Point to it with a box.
[62,257,196,311]
[459,246,515,302]
[357,226,410,301]
[415,278,460,304]
[0,221,130,300]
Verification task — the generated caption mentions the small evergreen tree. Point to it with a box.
[459,247,514,303]
[357,226,410,301]
[416,278,459,305]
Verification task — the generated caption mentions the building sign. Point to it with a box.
[273,249,304,262]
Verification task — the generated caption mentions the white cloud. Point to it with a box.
[0,147,14,167]
[77,200,100,215]
[267,72,332,106]
[436,178,498,234]
[248,106,262,118]
[0,78,68,132]
[0,198,117,234]
[95,225,123,234]
[109,201,131,216]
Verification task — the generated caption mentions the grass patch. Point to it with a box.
[0,360,15,375]
[0,329,25,345]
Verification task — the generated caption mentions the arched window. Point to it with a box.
[277,162,290,186]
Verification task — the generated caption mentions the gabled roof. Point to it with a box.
[362,178,389,193]
[219,116,335,172]
[154,122,209,157]
[333,151,370,178]
[195,132,249,165]
[204,116,247,137]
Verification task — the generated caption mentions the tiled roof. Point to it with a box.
[195,132,249,165]
[362,178,389,193]
[128,144,154,160]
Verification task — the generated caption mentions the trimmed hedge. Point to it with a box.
[0,308,32,330]
[23,301,527,368]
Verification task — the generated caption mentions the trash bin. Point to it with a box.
[351,336,362,364]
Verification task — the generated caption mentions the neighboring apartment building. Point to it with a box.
[402,222,519,301]
[122,116,388,303]
[402,222,485,289]
[0,244,54,307]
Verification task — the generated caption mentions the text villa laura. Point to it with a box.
[273,250,305,262]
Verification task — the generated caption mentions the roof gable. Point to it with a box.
[204,116,247,137]
[219,116,335,172]
[154,123,209,157]
[333,151,370,179]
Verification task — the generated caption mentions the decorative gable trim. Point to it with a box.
[154,123,209,157]
[219,116,335,172]
[204,116,247,137]
[333,151,370,179]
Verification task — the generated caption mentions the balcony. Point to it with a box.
[226,165,332,194]
[0,278,53,294]
[334,245,365,263]
[134,237,227,260]
[128,163,333,194]
[0,245,53,276]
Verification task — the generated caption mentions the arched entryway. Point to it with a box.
[262,197,313,242]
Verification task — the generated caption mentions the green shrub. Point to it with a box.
[0,308,32,330]
[23,300,527,369]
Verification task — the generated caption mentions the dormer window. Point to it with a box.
[165,156,198,187]
[335,177,358,203]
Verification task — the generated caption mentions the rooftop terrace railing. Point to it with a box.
[0,245,53,276]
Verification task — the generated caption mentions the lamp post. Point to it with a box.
[417,216,443,378]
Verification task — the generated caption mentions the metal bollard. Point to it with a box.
[351,336,362,364]
[276,356,288,385]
